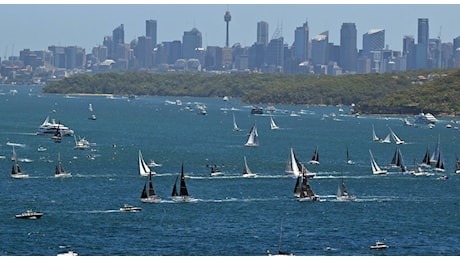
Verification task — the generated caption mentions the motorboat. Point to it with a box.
[37,116,74,136]
[414,112,437,124]
[119,204,142,212]
[57,251,79,256]
[370,241,388,250]
[15,209,43,219]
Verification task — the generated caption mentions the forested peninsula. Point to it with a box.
[43,68,460,116]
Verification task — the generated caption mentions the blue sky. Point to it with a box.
[1,2,458,56]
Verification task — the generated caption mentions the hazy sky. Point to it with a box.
[1,1,458,56]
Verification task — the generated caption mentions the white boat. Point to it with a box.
[171,163,196,202]
[148,160,162,167]
[389,127,404,144]
[11,146,29,179]
[370,241,388,250]
[269,115,280,130]
[74,135,91,149]
[57,250,79,256]
[242,156,257,177]
[140,172,161,203]
[208,164,224,177]
[138,150,156,176]
[232,113,241,131]
[291,147,319,201]
[336,173,356,201]
[119,204,142,212]
[410,158,433,176]
[369,149,387,175]
[414,112,437,124]
[37,116,74,136]
[15,209,43,219]
[55,152,71,178]
[372,124,382,143]
[430,136,445,172]
[382,133,391,144]
[244,122,259,147]
[37,145,47,152]
[308,145,320,165]
[288,148,316,178]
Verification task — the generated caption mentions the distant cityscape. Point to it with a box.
[1,12,460,85]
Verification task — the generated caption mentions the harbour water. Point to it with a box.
[0,85,459,256]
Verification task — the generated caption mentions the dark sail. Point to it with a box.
[140,183,148,199]
[179,163,189,196]
[171,176,178,196]
[293,175,301,195]
[422,146,431,165]
[11,163,16,175]
[148,173,156,196]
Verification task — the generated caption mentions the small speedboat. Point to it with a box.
[15,209,43,219]
[370,241,388,250]
[57,250,79,256]
[119,204,142,212]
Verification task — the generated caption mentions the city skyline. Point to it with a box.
[0,3,459,56]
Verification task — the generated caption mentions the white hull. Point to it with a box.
[140,197,161,203]
[172,196,197,203]
[243,173,257,178]
[337,195,356,201]
[298,195,319,202]
[210,171,224,177]
[11,173,29,179]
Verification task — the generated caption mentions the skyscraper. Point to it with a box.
[112,24,124,60]
[339,22,357,73]
[146,20,157,47]
[363,29,385,54]
[311,31,328,66]
[182,28,202,60]
[257,21,269,47]
[224,10,231,48]
[294,20,309,62]
[416,18,429,69]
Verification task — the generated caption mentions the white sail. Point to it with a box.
[372,124,382,142]
[270,116,279,130]
[242,156,256,177]
[369,149,387,175]
[244,123,259,147]
[290,148,301,177]
[232,113,241,131]
[139,150,155,176]
[389,127,404,144]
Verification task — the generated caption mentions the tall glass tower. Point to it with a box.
[339,22,357,73]
[257,21,269,47]
[294,20,309,62]
[146,20,157,47]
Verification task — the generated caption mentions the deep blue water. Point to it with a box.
[0,86,459,256]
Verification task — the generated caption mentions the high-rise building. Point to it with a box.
[416,18,429,69]
[403,35,416,70]
[224,10,231,48]
[146,20,157,47]
[111,24,125,60]
[339,22,357,73]
[294,20,309,62]
[265,37,284,70]
[311,31,328,66]
[363,29,385,54]
[182,28,202,59]
[257,21,269,47]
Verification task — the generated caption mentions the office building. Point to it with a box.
[182,28,202,60]
[294,20,309,62]
[146,20,157,47]
[257,21,269,47]
[339,22,357,73]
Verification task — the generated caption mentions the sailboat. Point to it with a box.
[140,171,161,203]
[88,103,96,120]
[372,124,382,143]
[269,115,280,130]
[139,150,156,176]
[232,113,241,131]
[171,162,196,202]
[433,148,445,172]
[242,156,257,177]
[291,147,318,201]
[336,172,356,201]
[430,135,441,165]
[346,145,354,164]
[54,152,71,177]
[244,122,259,147]
[420,146,432,168]
[388,146,404,169]
[382,133,391,144]
[455,155,460,174]
[208,163,224,177]
[389,127,405,144]
[308,145,320,165]
[289,147,316,178]
[266,219,295,256]
[51,124,63,143]
[11,146,29,179]
[369,149,387,175]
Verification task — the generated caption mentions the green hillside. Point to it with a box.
[43,69,460,115]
